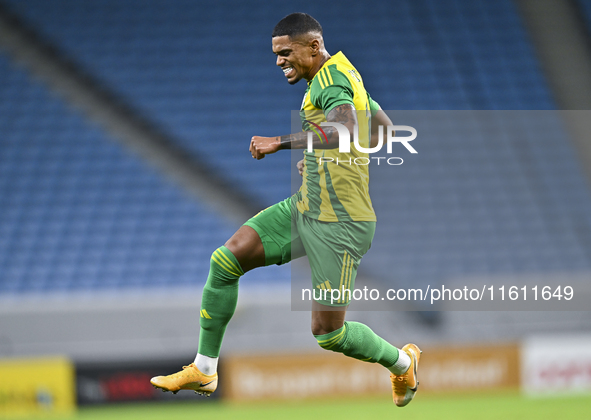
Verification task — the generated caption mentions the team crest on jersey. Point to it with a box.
[348,69,361,82]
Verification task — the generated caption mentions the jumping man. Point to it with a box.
[150,13,421,407]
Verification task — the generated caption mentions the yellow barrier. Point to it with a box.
[221,351,387,401]
[221,342,520,401]
[419,343,520,393]
[0,356,76,417]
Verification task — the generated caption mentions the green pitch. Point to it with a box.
[16,393,591,420]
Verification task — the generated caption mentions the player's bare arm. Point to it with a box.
[294,105,385,173]
[370,106,393,148]
[249,103,358,159]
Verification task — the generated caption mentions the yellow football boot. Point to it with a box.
[150,363,217,396]
[390,343,422,407]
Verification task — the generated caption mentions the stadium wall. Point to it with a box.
[3,334,590,416]
[1,275,590,364]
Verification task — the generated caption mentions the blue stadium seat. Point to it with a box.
[0,53,289,296]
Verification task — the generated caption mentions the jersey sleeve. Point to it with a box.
[366,92,381,116]
[309,64,354,114]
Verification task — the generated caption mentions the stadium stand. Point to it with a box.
[0,51,289,296]
[1,0,590,298]
[1,0,554,205]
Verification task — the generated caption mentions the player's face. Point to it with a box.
[272,35,315,85]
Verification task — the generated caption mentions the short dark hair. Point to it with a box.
[272,13,322,39]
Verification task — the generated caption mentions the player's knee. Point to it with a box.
[223,226,265,272]
[223,234,243,255]
[311,319,344,337]
[311,322,329,337]
[311,309,345,336]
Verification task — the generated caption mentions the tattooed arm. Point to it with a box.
[278,103,358,150]
[249,103,358,159]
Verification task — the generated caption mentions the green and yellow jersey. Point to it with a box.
[297,51,378,222]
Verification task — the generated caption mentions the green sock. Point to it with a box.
[198,246,244,357]
[314,321,399,368]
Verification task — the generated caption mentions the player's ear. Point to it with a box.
[308,38,320,56]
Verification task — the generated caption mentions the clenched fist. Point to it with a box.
[250,136,281,160]
[297,159,304,176]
